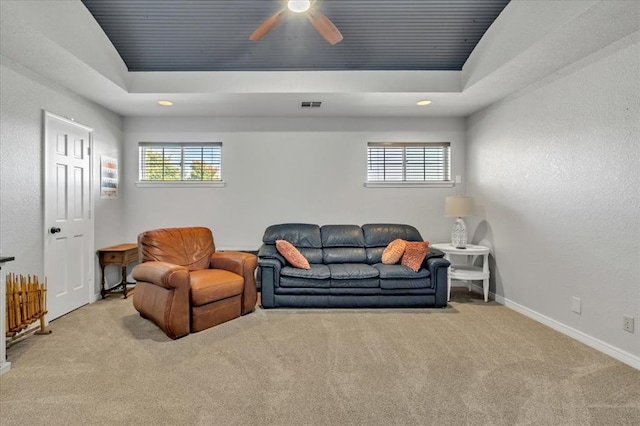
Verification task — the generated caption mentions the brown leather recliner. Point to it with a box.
[131,227,257,339]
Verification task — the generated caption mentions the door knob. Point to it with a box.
[50,227,61,234]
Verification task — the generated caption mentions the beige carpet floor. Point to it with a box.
[1,288,639,426]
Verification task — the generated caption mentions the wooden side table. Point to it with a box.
[431,243,491,302]
[96,243,138,299]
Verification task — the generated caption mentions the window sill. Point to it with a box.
[135,181,226,188]
[364,181,454,188]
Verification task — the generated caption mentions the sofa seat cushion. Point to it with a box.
[280,265,331,288]
[328,264,379,280]
[380,278,431,290]
[280,277,330,288]
[374,264,430,279]
[281,264,331,279]
[275,287,381,295]
[328,264,379,288]
[190,269,244,307]
[331,278,379,288]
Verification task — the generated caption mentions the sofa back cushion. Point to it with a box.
[261,223,323,263]
[138,227,215,271]
[320,225,366,264]
[361,224,423,264]
[263,223,322,247]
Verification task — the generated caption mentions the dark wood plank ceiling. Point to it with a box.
[81,0,510,72]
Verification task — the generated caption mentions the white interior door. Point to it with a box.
[44,112,94,321]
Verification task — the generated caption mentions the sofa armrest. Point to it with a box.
[210,252,258,314]
[257,244,286,265]
[132,261,190,290]
[427,257,450,308]
[257,257,282,308]
[426,248,445,260]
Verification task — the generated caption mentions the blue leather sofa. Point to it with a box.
[258,223,450,308]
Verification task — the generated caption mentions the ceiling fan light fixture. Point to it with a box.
[288,0,311,13]
[251,0,342,44]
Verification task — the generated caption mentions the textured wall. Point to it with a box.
[466,41,640,357]
[1,60,123,371]
[0,60,124,294]
[123,117,466,250]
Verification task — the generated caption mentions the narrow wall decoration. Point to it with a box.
[101,156,118,199]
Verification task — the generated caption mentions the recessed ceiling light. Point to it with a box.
[416,100,432,106]
[288,0,310,13]
[158,100,173,106]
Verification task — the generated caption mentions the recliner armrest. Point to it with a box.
[210,251,258,314]
[132,261,189,290]
[211,251,257,278]
[132,260,190,339]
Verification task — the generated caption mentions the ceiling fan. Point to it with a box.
[250,0,343,45]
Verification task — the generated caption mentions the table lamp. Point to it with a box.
[444,196,475,248]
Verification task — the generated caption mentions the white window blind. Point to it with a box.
[138,143,222,182]
[367,142,450,183]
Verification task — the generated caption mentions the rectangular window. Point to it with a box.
[138,142,222,182]
[367,142,450,184]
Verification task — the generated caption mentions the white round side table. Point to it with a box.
[431,243,491,302]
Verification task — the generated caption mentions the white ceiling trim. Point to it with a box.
[127,70,462,94]
[1,0,638,117]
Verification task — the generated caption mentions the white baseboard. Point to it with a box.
[477,285,640,370]
[0,360,11,375]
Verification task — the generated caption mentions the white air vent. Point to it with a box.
[300,101,322,108]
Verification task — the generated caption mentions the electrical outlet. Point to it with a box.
[572,297,581,314]
[623,316,634,333]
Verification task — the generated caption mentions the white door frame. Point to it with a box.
[43,111,95,321]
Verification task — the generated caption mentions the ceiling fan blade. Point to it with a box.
[250,9,285,41]
[307,9,343,45]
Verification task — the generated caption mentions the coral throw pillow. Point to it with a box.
[275,240,310,269]
[381,239,407,264]
[401,241,430,272]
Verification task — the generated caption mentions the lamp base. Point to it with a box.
[451,217,467,249]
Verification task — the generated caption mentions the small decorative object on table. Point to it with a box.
[444,196,476,248]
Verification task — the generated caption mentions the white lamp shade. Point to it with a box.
[444,196,475,218]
